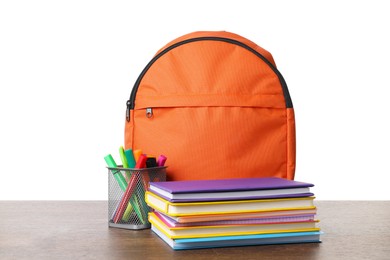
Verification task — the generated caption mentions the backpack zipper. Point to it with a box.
[146,108,153,118]
[126,37,292,122]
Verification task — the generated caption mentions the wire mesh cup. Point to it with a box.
[108,166,167,230]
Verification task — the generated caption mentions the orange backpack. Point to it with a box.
[125,31,295,181]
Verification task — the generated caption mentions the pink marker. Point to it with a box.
[113,173,139,223]
[157,155,167,167]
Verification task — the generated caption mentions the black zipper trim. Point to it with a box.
[127,37,293,121]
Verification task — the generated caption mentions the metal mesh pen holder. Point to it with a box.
[108,166,167,230]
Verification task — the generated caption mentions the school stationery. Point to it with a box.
[157,155,167,167]
[104,154,127,191]
[146,192,315,217]
[153,211,316,228]
[159,208,318,224]
[135,154,147,169]
[151,226,321,250]
[124,149,137,168]
[146,157,157,168]
[119,146,131,180]
[133,149,142,162]
[106,147,168,230]
[105,155,146,223]
[149,177,314,202]
[113,173,141,223]
[149,212,319,239]
[119,146,129,168]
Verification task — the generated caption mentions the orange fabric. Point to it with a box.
[136,40,282,106]
[155,31,276,67]
[135,94,286,110]
[125,31,295,181]
[286,108,296,180]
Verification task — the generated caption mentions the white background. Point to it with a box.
[1,1,389,200]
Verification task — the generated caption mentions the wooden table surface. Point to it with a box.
[1,201,389,260]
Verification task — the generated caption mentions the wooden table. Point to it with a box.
[1,201,389,259]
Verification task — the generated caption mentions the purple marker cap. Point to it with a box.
[157,155,167,167]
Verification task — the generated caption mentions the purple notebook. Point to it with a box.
[149,177,314,202]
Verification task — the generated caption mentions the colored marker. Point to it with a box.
[133,154,152,215]
[124,149,136,168]
[113,173,140,223]
[146,157,157,168]
[122,204,133,222]
[119,146,129,168]
[104,154,127,191]
[131,184,149,223]
[157,155,167,167]
[133,149,142,162]
[135,154,147,169]
[124,149,145,222]
[134,154,151,192]
[119,146,132,180]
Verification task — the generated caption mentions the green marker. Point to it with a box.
[119,146,129,168]
[104,154,127,191]
[122,204,133,222]
[124,149,137,168]
[119,146,131,180]
[128,193,147,224]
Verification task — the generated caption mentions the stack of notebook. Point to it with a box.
[145,177,321,250]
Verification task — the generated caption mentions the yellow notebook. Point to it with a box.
[149,212,320,239]
[145,191,316,217]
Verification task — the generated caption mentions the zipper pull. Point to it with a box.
[146,108,153,118]
[126,100,131,122]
